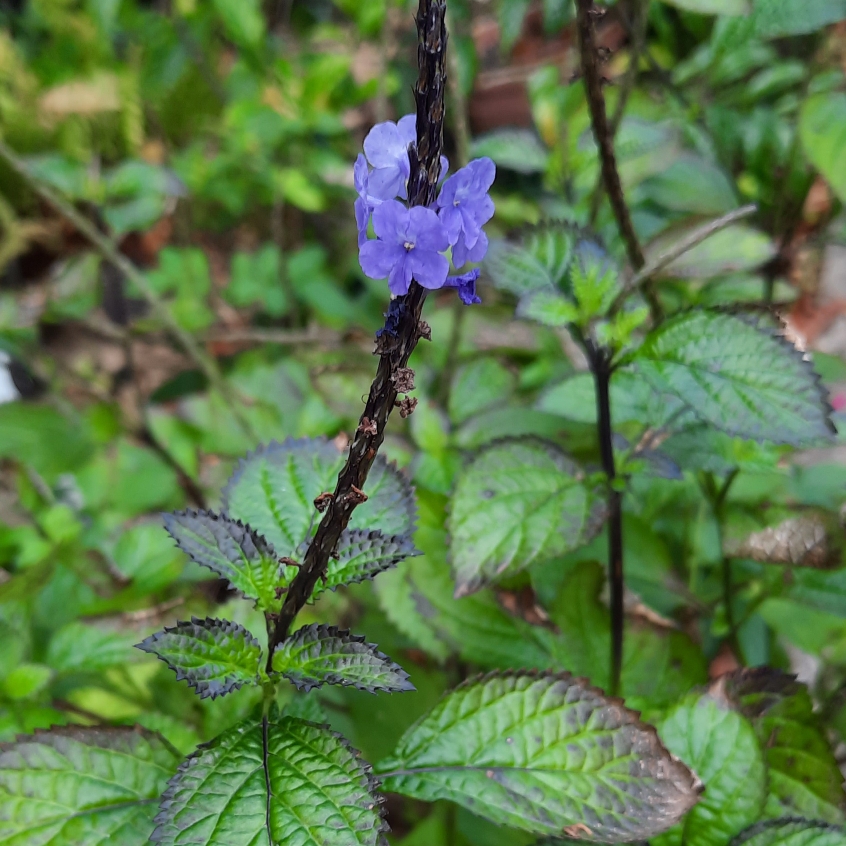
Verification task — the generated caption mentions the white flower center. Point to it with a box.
[403,241,415,251]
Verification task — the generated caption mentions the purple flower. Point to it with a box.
[445,268,481,305]
[363,114,417,201]
[354,153,373,247]
[359,199,450,296]
[437,157,496,267]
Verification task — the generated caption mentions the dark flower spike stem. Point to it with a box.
[575,0,660,323]
[266,0,448,667]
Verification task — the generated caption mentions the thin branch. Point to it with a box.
[265,0,449,669]
[575,0,658,320]
[0,140,259,441]
[587,341,624,697]
[588,0,649,226]
[611,204,758,312]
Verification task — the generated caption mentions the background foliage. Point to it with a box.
[1,0,846,844]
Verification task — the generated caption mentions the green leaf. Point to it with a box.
[657,691,766,846]
[631,310,833,445]
[449,439,601,595]
[751,0,846,38]
[472,129,549,174]
[210,0,265,50]
[307,529,421,597]
[484,240,555,297]
[449,358,516,425]
[136,617,262,699]
[163,509,283,612]
[517,288,579,327]
[800,93,846,204]
[377,672,701,841]
[656,0,750,14]
[725,669,846,824]
[498,0,531,52]
[648,225,775,279]
[152,716,386,846]
[484,224,576,297]
[222,438,415,556]
[47,622,140,674]
[2,664,52,701]
[731,820,846,846]
[537,369,688,427]
[642,154,738,216]
[379,550,560,669]
[272,624,413,693]
[0,726,179,846]
[227,245,288,317]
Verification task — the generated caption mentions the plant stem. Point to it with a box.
[265,0,448,668]
[588,0,649,226]
[589,343,624,697]
[575,0,659,322]
[703,469,744,663]
[0,140,259,442]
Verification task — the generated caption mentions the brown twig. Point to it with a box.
[575,0,659,321]
[588,0,649,226]
[265,0,448,669]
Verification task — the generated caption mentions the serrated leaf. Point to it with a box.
[272,624,414,693]
[725,669,846,824]
[152,716,387,846]
[659,424,783,475]
[800,93,846,204]
[222,438,415,556]
[163,509,283,611]
[316,529,421,595]
[732,820,846,846]
[0,726,179,846]
[524,224,576,288]
[449,439,602,595]
[377,671,701,842]
[136,617,261,699]
[631,310,833,446]
[656,691,766,846]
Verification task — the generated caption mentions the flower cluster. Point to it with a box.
[355,114,495,306]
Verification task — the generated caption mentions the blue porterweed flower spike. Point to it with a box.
[363,115,418,201]
[359,200,450,296]
[436,157,496,267]
[355,114,494,305]
[444,268,482,305]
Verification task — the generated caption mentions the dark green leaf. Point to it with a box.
[377,671,702,842]
[731,819,846,846]
[273,624,414,693]
[725,669,846,824]
[484,240,555,297]
[308,529,421,597]
[47,622,139,674]
[0,726,179,846]
[152,716,387,846]
[136,617,262,699]
[449,439,602,595]
[631,311,833,445]
[657,690,767,846]
[163,510,283,612]
[752,0,846,38]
